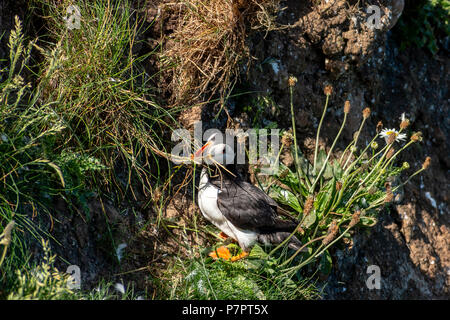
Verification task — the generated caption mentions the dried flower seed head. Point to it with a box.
[422,156,431,170]
[324,84,333,96]
[400,119,410,130]
[281,130,294,148]
[386,147,395,160]
[410,132,423,142]
[288,76,297,88]
[153,187,162,204]
[0,220,15,246]
[368,187,377,195]
[384,182,393,203]
[399,113,410,130]
[344,100,351,114]
[376,121,383,133]
[349,210,361,228]
[385,189,394,203]
[336,181,342,191]
[402,162,410,170]
[303,196,314,216]
[350,145,357,153]
[387,133,396,145]
[322,220,339,246]
[371,141,378,150]
[362,107,371,119]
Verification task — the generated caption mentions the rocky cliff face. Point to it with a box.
[234,0,449,299]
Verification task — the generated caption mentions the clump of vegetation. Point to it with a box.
[0,17,70,297]
[164,0,280,104]
[159,244,321,300]
[167,77,429,300]
[396,0,449,55]
[33,0,175,199]
[262,78,429,276]
[7,239,74,300]
[0,2,174,299]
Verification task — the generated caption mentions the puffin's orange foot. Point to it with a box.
[209,246,232,260]
[230,251,249,262]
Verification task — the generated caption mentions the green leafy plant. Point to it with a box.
[260,78,429,276]
[167,74,429,300]
[32,0,177,199]
[396,0,450,55]
[163,243,321,300]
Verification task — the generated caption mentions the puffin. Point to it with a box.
[194,133,304,261]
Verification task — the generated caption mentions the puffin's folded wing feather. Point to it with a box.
[212,178,295,233]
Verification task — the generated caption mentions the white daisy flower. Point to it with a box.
[379,128,407,143]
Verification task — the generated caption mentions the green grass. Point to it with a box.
[256,80,427,277]
[155,243,322,300]
[32,0,178,200]
[0,1,179,299]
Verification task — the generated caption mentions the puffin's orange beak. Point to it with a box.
[192,141,212,158]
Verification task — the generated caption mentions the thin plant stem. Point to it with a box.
[290,85,311,190]
[279,235,326,267]
[309,111,348,193]
[313,94,330,175]
[367,140,414,191]
[393,167,426,192]
[342,117,367,169]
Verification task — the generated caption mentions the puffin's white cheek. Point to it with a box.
[204,152,224,165]
[205,154,223,164]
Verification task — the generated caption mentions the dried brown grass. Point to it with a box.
[162,0,279,105]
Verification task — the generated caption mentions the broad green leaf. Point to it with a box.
[319,249,332,275]
[332,160,343,179]
[270,187,302,213]
[301,210,316,229]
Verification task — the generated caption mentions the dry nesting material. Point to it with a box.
[164,0,279,104]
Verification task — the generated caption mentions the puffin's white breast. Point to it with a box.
[198,169,257,249]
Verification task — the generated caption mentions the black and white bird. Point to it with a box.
[194,133,304,261]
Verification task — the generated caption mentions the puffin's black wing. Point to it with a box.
[209,177,297,233]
